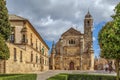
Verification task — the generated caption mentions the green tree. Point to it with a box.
[0,34,10,60]
[0,0,11,40]
[98,2,120,80]
[0,0,10,60]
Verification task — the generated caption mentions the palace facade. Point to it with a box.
[50,11,94,70]
[0,15,49,73]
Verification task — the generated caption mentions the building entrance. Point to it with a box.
[69,61,74,70]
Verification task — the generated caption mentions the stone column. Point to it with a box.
[90,50,94,70]
[60,38,64,70]
[51,41,56,70]
[80,36,84,70]
[52,55,55,70]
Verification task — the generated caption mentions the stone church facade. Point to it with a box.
[50,11,94,70]
[0,15,49,73]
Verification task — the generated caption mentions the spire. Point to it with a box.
[51,41,56,54]
[52,41,55,49]
[87,10,90,15]
[87,8,90,14]
[85,10,92,18]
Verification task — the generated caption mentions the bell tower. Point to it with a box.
[84,11,94,70]
[84,11,93,48]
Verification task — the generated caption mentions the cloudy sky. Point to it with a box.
[6,0,120,57]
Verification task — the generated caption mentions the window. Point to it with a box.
[39,43,41,52]
[87,21,90,26]
[42,58,44,65]
[71,39,73,44]
[36,39,38,50]
[14,48,17,61]
[42,46,44,54]
[10,27,15,43]
[69,39,75,44]
[22,34,26,43]
[31,51,33,62]
[30,33,33,46]
[69,40,71,44]
[30,38,33,46]
[36,55,38,63]
[40,57,41,64]
[20,51,22,62]
[10,34,15,43]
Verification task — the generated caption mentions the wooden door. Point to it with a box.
[69,62,74,70]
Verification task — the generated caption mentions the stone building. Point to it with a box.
[0,15,49,73]
[94,57,115,70]
[94,58,108,70]
[50,11,94,70]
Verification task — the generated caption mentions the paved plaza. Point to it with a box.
[37,70,116,80]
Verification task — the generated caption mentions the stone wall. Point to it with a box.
[2,15,49,73]
[50,27,94,71]
[0,60,5,73]
[5,42,48,73]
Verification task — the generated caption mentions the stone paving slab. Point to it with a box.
[37,70,116,80]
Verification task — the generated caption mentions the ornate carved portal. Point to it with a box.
[69,61,74,70]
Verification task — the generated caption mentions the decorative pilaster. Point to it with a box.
[90,45,94,70]
[80,36,84,70]
[51,41,56,70]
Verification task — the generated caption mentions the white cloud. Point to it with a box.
[40,16,53,26]
[93,37,96,41]
[6,0,120,41]
[38,18,77,41]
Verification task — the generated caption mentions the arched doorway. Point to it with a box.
[69,61,74,70]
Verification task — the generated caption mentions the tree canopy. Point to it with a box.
[0,0,11,40]
[98,2,120,59]
[0,34,10,60]
[0,0,11,60]
[98,21,120,59]
[98,2,120,80]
